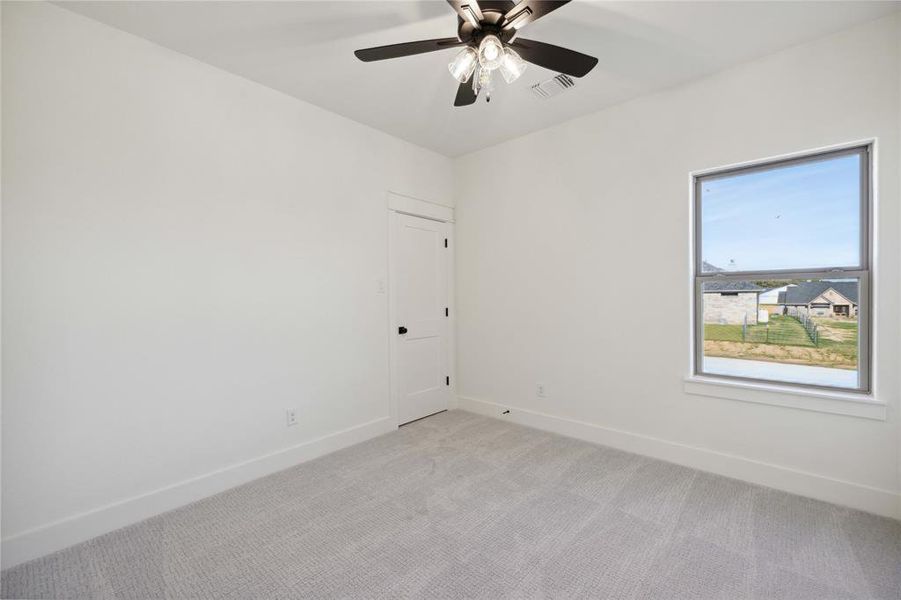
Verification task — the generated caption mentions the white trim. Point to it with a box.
[867,138,880,406]
[456,397,900,520]
[386,191,454,223]
[688,169,698,377]
[689,137,877,178]
[1,417,396,569]
[684,375,886,420]
[446,224,457,407]
[387,209,400,426]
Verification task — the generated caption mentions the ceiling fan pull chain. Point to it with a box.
[476,66,493,102]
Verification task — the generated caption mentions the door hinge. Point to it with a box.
[445,307,449,317]
[444,238,448,248]
[446,376,450,386]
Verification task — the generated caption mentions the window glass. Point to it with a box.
[701,278,860,389]
[700,153,861,273]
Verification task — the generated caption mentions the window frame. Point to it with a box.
[692,144,872,393]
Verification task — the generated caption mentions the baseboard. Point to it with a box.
[1,417,396,570]
[457,396,901,520]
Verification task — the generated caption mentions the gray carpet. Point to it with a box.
[2,410,900,599]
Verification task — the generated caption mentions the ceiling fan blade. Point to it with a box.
[454,79,478,107]
[446,0,483,28]
[354,38,465,62]
[502,0,571,31]
[509,37,598,77]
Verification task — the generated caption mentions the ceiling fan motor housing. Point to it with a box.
[456,1,518,46]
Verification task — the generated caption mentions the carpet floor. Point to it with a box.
[2,410,900,599]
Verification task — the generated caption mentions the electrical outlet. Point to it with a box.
[286,409,298,427]
[536,383,546,398]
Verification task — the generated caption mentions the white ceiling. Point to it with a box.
[59,1,899,157]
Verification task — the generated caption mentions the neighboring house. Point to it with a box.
[777,281,858,318]
[758,284,792,315]
[702,281,762,324]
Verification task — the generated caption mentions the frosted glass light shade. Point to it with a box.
[448,47,478,83]
[499,47,527,83]
[478,35,504,70]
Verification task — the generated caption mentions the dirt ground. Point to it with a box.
[703,340,856,370]
[813,319,857,343]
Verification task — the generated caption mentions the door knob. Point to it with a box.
[398,326,408,335]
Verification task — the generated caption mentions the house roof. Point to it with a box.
[701,261,725,273]
[702,281,763,293]
[777,281,858,305]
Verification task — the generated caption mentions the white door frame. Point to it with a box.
[387,191,455,426]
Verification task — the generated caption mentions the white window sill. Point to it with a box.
[684,375,886,420]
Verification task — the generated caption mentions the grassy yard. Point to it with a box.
[704,315,814,347]
[704,315,858,369]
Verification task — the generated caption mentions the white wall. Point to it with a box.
[897,13,901,518]
[455,14,901,516]
[1,2,452,566]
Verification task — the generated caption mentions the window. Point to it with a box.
[694,145,870,392]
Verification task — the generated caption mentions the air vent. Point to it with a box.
[530,74,575,99]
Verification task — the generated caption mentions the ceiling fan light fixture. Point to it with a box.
[478,34,504,70]
[353,0,597,107]
[448,46,478,82]
[499,47,527,83]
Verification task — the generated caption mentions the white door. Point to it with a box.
[392,212,450,425]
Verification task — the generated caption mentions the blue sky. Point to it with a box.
[701,154,860,272]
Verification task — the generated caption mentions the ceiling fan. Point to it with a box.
[354,1,598,106]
